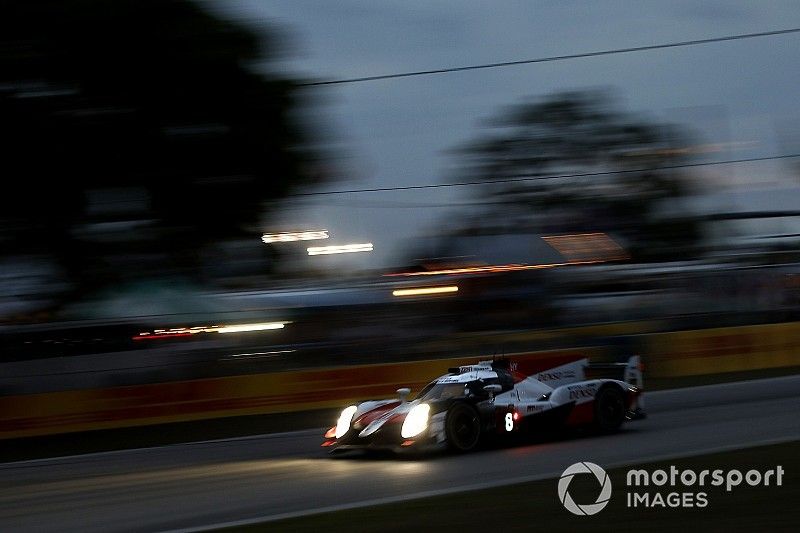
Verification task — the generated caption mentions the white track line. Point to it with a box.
[0,427,326,468]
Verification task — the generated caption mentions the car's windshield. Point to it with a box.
[417,380,489,401]
[418,383,467,401]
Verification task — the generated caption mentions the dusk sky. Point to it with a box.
[208,1,800,268]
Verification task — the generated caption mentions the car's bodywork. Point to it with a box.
[322,355,645,453]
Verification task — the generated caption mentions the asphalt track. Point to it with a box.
[1,375,799,532]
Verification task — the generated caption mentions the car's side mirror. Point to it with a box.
[397,387,411,402]
[483,384,502,398]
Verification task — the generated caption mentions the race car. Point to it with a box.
[322,355,645,453]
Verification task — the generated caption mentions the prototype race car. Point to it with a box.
[322,355,645,453]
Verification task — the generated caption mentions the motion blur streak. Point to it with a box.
[226,350,295,358]
[542,233,630,262]
[131,332,193,341]
[2,2,800,531]
[213,322,286,333]
[392,286,459,297]
[384,260,605,276]
[132,322,287,340]
[261,230,329,243]
[307,243,374,255]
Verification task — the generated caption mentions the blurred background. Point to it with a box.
[1,0,799,429]
[3,2,800,532]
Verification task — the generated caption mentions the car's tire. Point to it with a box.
[445,402,481,452]
[594,385,626,433]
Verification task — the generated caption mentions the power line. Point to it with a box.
[299,28,800,87]
[291,153,800,197]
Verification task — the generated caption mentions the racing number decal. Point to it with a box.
[496,407,517,433]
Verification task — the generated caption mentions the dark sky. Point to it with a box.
[207,0,800,268]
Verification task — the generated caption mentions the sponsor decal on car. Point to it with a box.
[538,370,577,382]
[567,383,598,400]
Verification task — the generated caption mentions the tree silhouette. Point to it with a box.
[0,0,325,292]
[453,90,702,259]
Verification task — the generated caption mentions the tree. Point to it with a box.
[452,90,702,260]
[0,0,326,294]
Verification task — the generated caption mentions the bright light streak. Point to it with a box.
[392,286,459,297]
[262,230,329,243]
[307,243,373,256]
[227,350,295,357]
[213,322,286,334]
[132,322,288,340]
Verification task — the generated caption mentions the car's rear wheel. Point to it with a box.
[445,403,481,452]
[594,385,625,433]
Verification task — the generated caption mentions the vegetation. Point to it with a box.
[0,0,326,293]
[453,90,703,260]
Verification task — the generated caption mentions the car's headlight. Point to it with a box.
[335,405,358,439]
[401,403,430,439]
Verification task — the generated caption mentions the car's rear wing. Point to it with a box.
[586,355,644,390]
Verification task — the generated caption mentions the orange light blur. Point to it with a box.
[542,232,629,263]
[384,260,605,277]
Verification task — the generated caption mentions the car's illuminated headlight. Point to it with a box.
[335,406,358,439]
[401,403,430,439]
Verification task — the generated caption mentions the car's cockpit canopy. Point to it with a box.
[417,372,514,402]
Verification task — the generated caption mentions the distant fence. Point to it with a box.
[2,321,800,439]
[646,321,800,377]
[0,349,594,439]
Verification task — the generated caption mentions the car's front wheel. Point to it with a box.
[445,403,481,452]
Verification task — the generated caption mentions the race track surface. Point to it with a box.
[1,375,799,532]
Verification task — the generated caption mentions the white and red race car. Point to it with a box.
[323,355,645,453]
